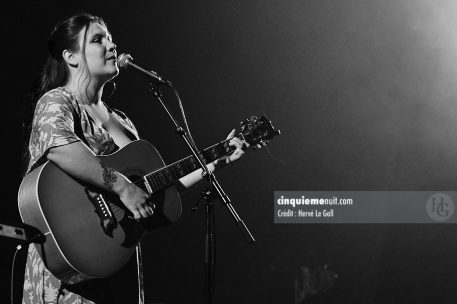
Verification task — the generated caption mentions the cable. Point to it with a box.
[9,231,45,304]
[10,244,24,304]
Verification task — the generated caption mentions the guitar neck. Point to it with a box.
[144,138,236,192]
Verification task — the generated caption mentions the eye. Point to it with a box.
[92,34,105,43]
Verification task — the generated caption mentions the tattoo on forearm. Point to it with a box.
[99,160,117,190]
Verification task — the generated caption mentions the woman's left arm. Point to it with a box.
[178,129,248,189]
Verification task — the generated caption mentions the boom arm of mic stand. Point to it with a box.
[148,84,255,244]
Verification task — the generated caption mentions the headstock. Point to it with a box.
[240,115,280,149]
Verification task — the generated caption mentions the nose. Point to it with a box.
[108,41,117,52]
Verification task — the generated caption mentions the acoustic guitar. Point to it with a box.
[18,115,280,284]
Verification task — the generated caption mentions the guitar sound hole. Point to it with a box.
[128,175,148,193]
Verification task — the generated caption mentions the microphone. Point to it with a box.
[117,53,172,87]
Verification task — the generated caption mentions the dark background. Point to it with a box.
[2,0,457,303]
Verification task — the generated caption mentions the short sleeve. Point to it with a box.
[27,90,81,172]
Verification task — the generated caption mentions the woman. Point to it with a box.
[22,13,247,304]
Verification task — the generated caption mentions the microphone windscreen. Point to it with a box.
[117,53,133,69]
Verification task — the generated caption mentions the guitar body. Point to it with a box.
[18,140,182,283]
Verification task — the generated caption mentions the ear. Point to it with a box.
[62,49,79,68]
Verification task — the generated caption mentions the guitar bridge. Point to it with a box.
[85,188,116,236]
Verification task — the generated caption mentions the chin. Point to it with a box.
[105,69,120,81]
[111,69,120,78]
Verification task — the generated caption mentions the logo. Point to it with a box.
[426,193,455,222]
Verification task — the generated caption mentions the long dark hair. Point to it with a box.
[21,13,106,174]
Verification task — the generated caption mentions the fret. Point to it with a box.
[165,167,174,184]
[160,170,170,185]
[169,163,179,181]
[151,173,160,191]
[146,173,161,193]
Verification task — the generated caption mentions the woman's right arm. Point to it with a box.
[47,141,153,219]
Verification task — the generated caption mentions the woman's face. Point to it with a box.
[79,22,118,82]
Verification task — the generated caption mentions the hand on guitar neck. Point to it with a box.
[179,115,279,188]
[213,128,250,168]
[172,128,249,189]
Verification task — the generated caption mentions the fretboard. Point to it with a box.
[144,139,235,192]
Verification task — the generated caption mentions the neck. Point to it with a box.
[65,76,105,105]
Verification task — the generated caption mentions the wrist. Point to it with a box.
[112,173,130,196]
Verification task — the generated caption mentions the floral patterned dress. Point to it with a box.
[22,87,144,304]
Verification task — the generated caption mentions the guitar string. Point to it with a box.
[100,128,274,214]
[98,124,277,215]
[135,140,235,193]
[100,140,235,205]
[117,138,236,196]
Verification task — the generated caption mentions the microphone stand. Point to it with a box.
[148,84,255,304]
